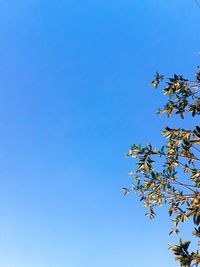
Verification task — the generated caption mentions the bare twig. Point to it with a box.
[194,0,200,9]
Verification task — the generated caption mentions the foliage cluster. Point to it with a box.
[125,68,200,266]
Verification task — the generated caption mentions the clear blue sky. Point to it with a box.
[0,1,199,267]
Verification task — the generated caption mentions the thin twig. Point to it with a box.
[192,144,200,153]
[170,180,197,194]
[194,0,200,9]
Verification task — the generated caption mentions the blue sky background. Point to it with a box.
[0,1,199,266]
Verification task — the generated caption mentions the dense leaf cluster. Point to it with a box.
[125,68,200,266]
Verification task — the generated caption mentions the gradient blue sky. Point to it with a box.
[0,1,199,267]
